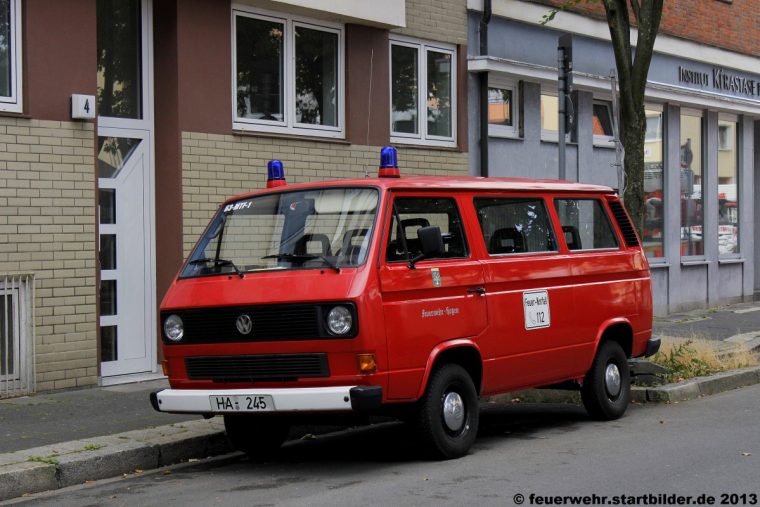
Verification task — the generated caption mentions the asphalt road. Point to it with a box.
[9,385,760,507]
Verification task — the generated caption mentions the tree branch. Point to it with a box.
[601,0,636,117]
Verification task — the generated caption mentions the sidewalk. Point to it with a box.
[2,300,759,500]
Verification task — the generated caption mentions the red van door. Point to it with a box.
[471,195,580,393]
[379,194,488,400]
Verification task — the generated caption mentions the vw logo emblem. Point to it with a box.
[235,314,253,335]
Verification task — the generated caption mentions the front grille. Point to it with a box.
[186,353,329,382]
[608,200,640,247]
[161,302,357,344]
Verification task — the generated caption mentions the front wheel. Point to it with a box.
[223,415,290,461]
[415,364,480,460]
[581,340,631,420]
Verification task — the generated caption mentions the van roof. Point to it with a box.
[225,176,616,204]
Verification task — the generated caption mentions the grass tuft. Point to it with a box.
[650,336,758,383]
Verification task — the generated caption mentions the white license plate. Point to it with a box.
[210,395,275,412]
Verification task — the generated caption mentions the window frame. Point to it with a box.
[643,103,666,263]
[0,0,22,113]
[487,77,519,139]
[553,197,620,252]
[389,35,457,148]
[592,99,615,147]
[679,107,706,261]
[717,112,740,259]
[473,196,558,257]
[384,195,469,264]
[231,5,345,139]
[539,89,566,143]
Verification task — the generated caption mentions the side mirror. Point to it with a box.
[409,226,444,269]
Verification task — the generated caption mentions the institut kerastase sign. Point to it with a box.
[678,66,760,98]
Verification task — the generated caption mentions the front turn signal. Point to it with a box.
[357,354,377,374]
[161,360,169,376]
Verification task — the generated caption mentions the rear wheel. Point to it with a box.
[415,364,479,459]
[223,415,290,460]
[581,340,631,420]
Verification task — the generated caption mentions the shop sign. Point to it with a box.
[678,66,760,98]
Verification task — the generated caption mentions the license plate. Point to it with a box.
[210,395,275,412]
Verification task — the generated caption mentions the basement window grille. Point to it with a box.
[1,274,35,399]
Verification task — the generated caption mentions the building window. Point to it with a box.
[643,107,664,259]
[680,110,704,257]
[540,92,559,140]
[0,0,21,112]
[97,0,143,119]
[592,100,614,145]
[390,37,456,147]
[488,79,519,138]
[718,116,739,256]
[233,7,344,138]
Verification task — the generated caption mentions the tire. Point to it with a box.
[223,415,290,460]
[415,364,480,460]
[581,340,631,420]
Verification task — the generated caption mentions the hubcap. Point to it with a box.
[442,391,465,432]
[605,363,622,398]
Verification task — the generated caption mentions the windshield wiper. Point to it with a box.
[188,257,244,278]
[262,253,340,273]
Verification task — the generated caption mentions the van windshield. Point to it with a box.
[181,187,380,278]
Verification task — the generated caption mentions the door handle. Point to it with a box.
[467,287,486,296]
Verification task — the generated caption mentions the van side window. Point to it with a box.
[474,198,557,255]
[386,197,468,262]
[555,199,619,250]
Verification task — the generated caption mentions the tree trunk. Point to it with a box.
[621,104,646,234]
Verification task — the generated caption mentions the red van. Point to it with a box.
[151,147,657,459]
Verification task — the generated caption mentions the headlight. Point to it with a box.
[164,314,184,342]
[326,306,353,335]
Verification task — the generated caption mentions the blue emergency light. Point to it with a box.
[378,146,400,178]
[267,160,287,188]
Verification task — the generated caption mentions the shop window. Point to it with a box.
[718,117,739,256]
[643,107,664,259]
[488,80,519,138]
[680,110,704,258]
[592,100,615,145]
[0,0,22,113]
[233,8,344,138]
[474,198,556,255]
[390,37,456,147]
[555,199,619,251]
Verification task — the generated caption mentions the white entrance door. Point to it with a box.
[97,0,155,380]
[98,130,154,377]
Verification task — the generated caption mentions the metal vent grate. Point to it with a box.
[185,353,329,382]
[1,274,35,399]
[608,201,640,247]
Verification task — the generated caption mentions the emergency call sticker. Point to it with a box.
[523,290,550,330]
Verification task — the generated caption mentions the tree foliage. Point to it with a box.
[543,0,664,234]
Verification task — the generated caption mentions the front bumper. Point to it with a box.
[150,385,382,414]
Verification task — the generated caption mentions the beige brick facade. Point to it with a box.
[0,117,97,392]
[181,132,469,254]
[394,0,468,45]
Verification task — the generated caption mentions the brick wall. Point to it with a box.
[0,117,97,392]
[181,132,469,253]
[537,0,760,58]
[394,0,468,45]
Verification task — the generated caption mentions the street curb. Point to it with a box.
[482,366,760,406]
[0,419,230,501]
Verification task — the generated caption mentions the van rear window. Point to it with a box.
[555,199,619,251]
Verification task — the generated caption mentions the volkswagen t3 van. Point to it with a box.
[151,147,657,459]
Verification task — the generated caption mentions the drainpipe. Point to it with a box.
[479,0,492,177]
